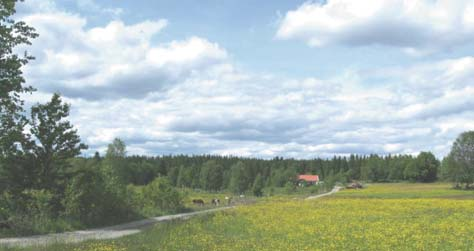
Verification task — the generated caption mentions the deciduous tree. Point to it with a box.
[449,131,474,188]
[0,0,38,192]
[30,93,87,196]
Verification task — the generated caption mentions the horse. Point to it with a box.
[192,199,205,206]
[211,198,220,206]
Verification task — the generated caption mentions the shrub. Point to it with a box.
[128,177,184,217]
[284,181,296,194]
[142,177,184,215]
[63,165,134,226]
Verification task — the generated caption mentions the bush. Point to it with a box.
[284,181,296,194]
[22,189,54,218]
[128,177,184,216]
[63,165,135,226]
[1,189,73,235]
[142,177,184,215]
[310,184,322,194]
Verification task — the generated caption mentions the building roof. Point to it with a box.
[298,175,319,182]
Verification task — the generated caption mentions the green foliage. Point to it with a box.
[416,152,439,182]
[229,161,249,194]
[167,165,180,186]
[22,189,53,218]
[309,184,322,194]
[127,177,184,217]
[176,165,193,188]
[106,138,126,158]
[448,131,474,188]
[284,181,296,194]
[0,0,38,193]
[199,160,223,191]
[29,94,87,197]
[440,153,462,185]
[142,177,184,214]
[62,160,130,226]
[252,174,264,197]
[2,189,77,236]
[103,138,128,185]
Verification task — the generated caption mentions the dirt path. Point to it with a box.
[305,186,342,200]
[0,187,342,248]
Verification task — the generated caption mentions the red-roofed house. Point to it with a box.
[297,174,320,186]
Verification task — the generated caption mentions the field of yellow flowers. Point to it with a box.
[5,183,474,251]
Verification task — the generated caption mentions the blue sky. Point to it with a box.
[15,0,474,158]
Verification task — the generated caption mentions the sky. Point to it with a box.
[13,0,474,159]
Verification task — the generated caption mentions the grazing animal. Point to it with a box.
[192,199,205,206]
[211,198,220,206]
[225,196,232,205]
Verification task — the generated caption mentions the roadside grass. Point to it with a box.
[5,183,474,251]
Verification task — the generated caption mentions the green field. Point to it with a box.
[3,183,474,251]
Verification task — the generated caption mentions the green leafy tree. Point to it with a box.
[416,152,439,182]
[229,161,248,194]
[271,168,287,187]
[142,177,184,214]
[106,138,126,158]
[449,131,474,188]
[199,160,223,191]
[167,166,179,186]
[103,138,128,185]
[176,165,193,188]
[63,160,112,226]
[29,94,87,200]
[440,153,463,185]
[0,0,38,192]
[284,181,296,194]
[404,152,439,182]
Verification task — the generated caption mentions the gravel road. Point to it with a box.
[0,207,231,248]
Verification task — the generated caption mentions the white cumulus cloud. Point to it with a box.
[277,0,474,54]
[20,5,227,100]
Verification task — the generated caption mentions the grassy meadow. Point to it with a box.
[3,183,474,251]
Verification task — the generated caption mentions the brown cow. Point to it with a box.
[192,199,205,206]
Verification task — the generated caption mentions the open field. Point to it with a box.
[335,183,474,199]
[3,183,474,251]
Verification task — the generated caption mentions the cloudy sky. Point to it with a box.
[15,0,474,158]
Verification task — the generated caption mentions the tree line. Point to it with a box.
[91,141,440,192]
[71,134,474,196]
